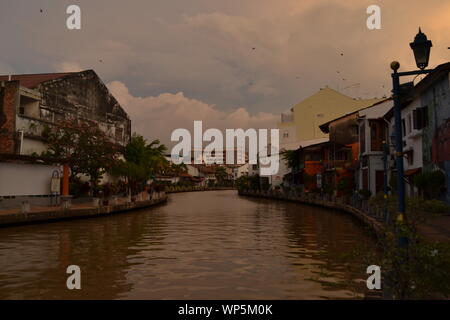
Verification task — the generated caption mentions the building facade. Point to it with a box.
[0,70,131,156]
[0,70,131,205]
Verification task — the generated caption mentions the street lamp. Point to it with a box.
[409,28,433,70]
[391,28,434,223]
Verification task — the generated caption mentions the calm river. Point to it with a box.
[0,190,374,299]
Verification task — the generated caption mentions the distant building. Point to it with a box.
[232,163,249,180]
[278,87,383,147]
[189,148,247,165]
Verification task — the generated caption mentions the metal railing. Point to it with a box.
[240,188,391,225]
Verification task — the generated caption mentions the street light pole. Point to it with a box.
[391,66,406,220]
[390,28,434,223]
[391,65,433,222]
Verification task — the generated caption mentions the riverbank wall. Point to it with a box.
[166,186,236,193]
[239,190,386,238]
[0,193,168,228]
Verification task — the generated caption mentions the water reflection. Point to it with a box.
[0,190,373,299]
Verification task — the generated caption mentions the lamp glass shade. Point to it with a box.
[409,28,432,70]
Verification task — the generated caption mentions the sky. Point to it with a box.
[1,0,450,145]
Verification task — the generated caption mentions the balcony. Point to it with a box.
[280,112,293,123]
[16,115,53,140]
[324,160,354,171]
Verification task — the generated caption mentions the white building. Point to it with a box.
[232,163,249,180]
[384,95,425,198]
[357,99,393,196]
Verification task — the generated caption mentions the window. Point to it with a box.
[413,106,429,130]
[360,124,366,154]
[370,120,384,152]
[283,131,289,138]
[350,125,358,136]
[336,150,350,161]
[401,119,406,137]
[40,108,54,122]
[406,150,414,166]
[115,127,123,141]
[407,114,412,134]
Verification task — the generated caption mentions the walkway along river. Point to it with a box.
[0,190,375,299]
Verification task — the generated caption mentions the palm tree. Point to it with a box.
[112,134,168,195]
[170,163,188,176]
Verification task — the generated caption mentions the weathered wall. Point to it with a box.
[422,74,450,170]
[0,81,19,154]
[328,113,359,146]
[0,162,61,197]
[421,72,450,203]
[38,70,131,145]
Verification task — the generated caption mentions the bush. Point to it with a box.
[358,189,372,200]
[414,170,446,199]
[422,199,450,214]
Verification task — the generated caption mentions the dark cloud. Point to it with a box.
[1,0,449,141]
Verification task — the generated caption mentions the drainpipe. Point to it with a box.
[17,130,24,155]
[62,164,70,196]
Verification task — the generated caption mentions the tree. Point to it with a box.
[44,120,120,194]
[282,149,301,170]
[215,166,228,185]
[414,170,446,199]
[168,163,188,176]
[236,175,249,191]
[282,149,301,187]
[112,134,168,195]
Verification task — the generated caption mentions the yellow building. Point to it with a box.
[278,87,383,148]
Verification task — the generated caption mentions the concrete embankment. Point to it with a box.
[0,194,168,227]
[239,190,386,238]
[165,186,236,194]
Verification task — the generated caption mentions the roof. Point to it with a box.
[290,87,383,112]
[319,98,391,133]
[0,153,68,165]
[0,72,79,89]
[413,62,450,95]
[300,140,330,152]
[194,165,217,174]
[383,62,450,120]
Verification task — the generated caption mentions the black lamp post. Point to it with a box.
[391,28,433,223]
[409,28,433,70]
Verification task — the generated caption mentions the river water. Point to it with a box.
[0,190,374,299]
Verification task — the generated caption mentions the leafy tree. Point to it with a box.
[249,174,261,190]
[169,163,188,176]
[282,149,301,170]
[44,120,120,194]
[236,175,250,191]
[414,170,446,199]
[215,166,228,185]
